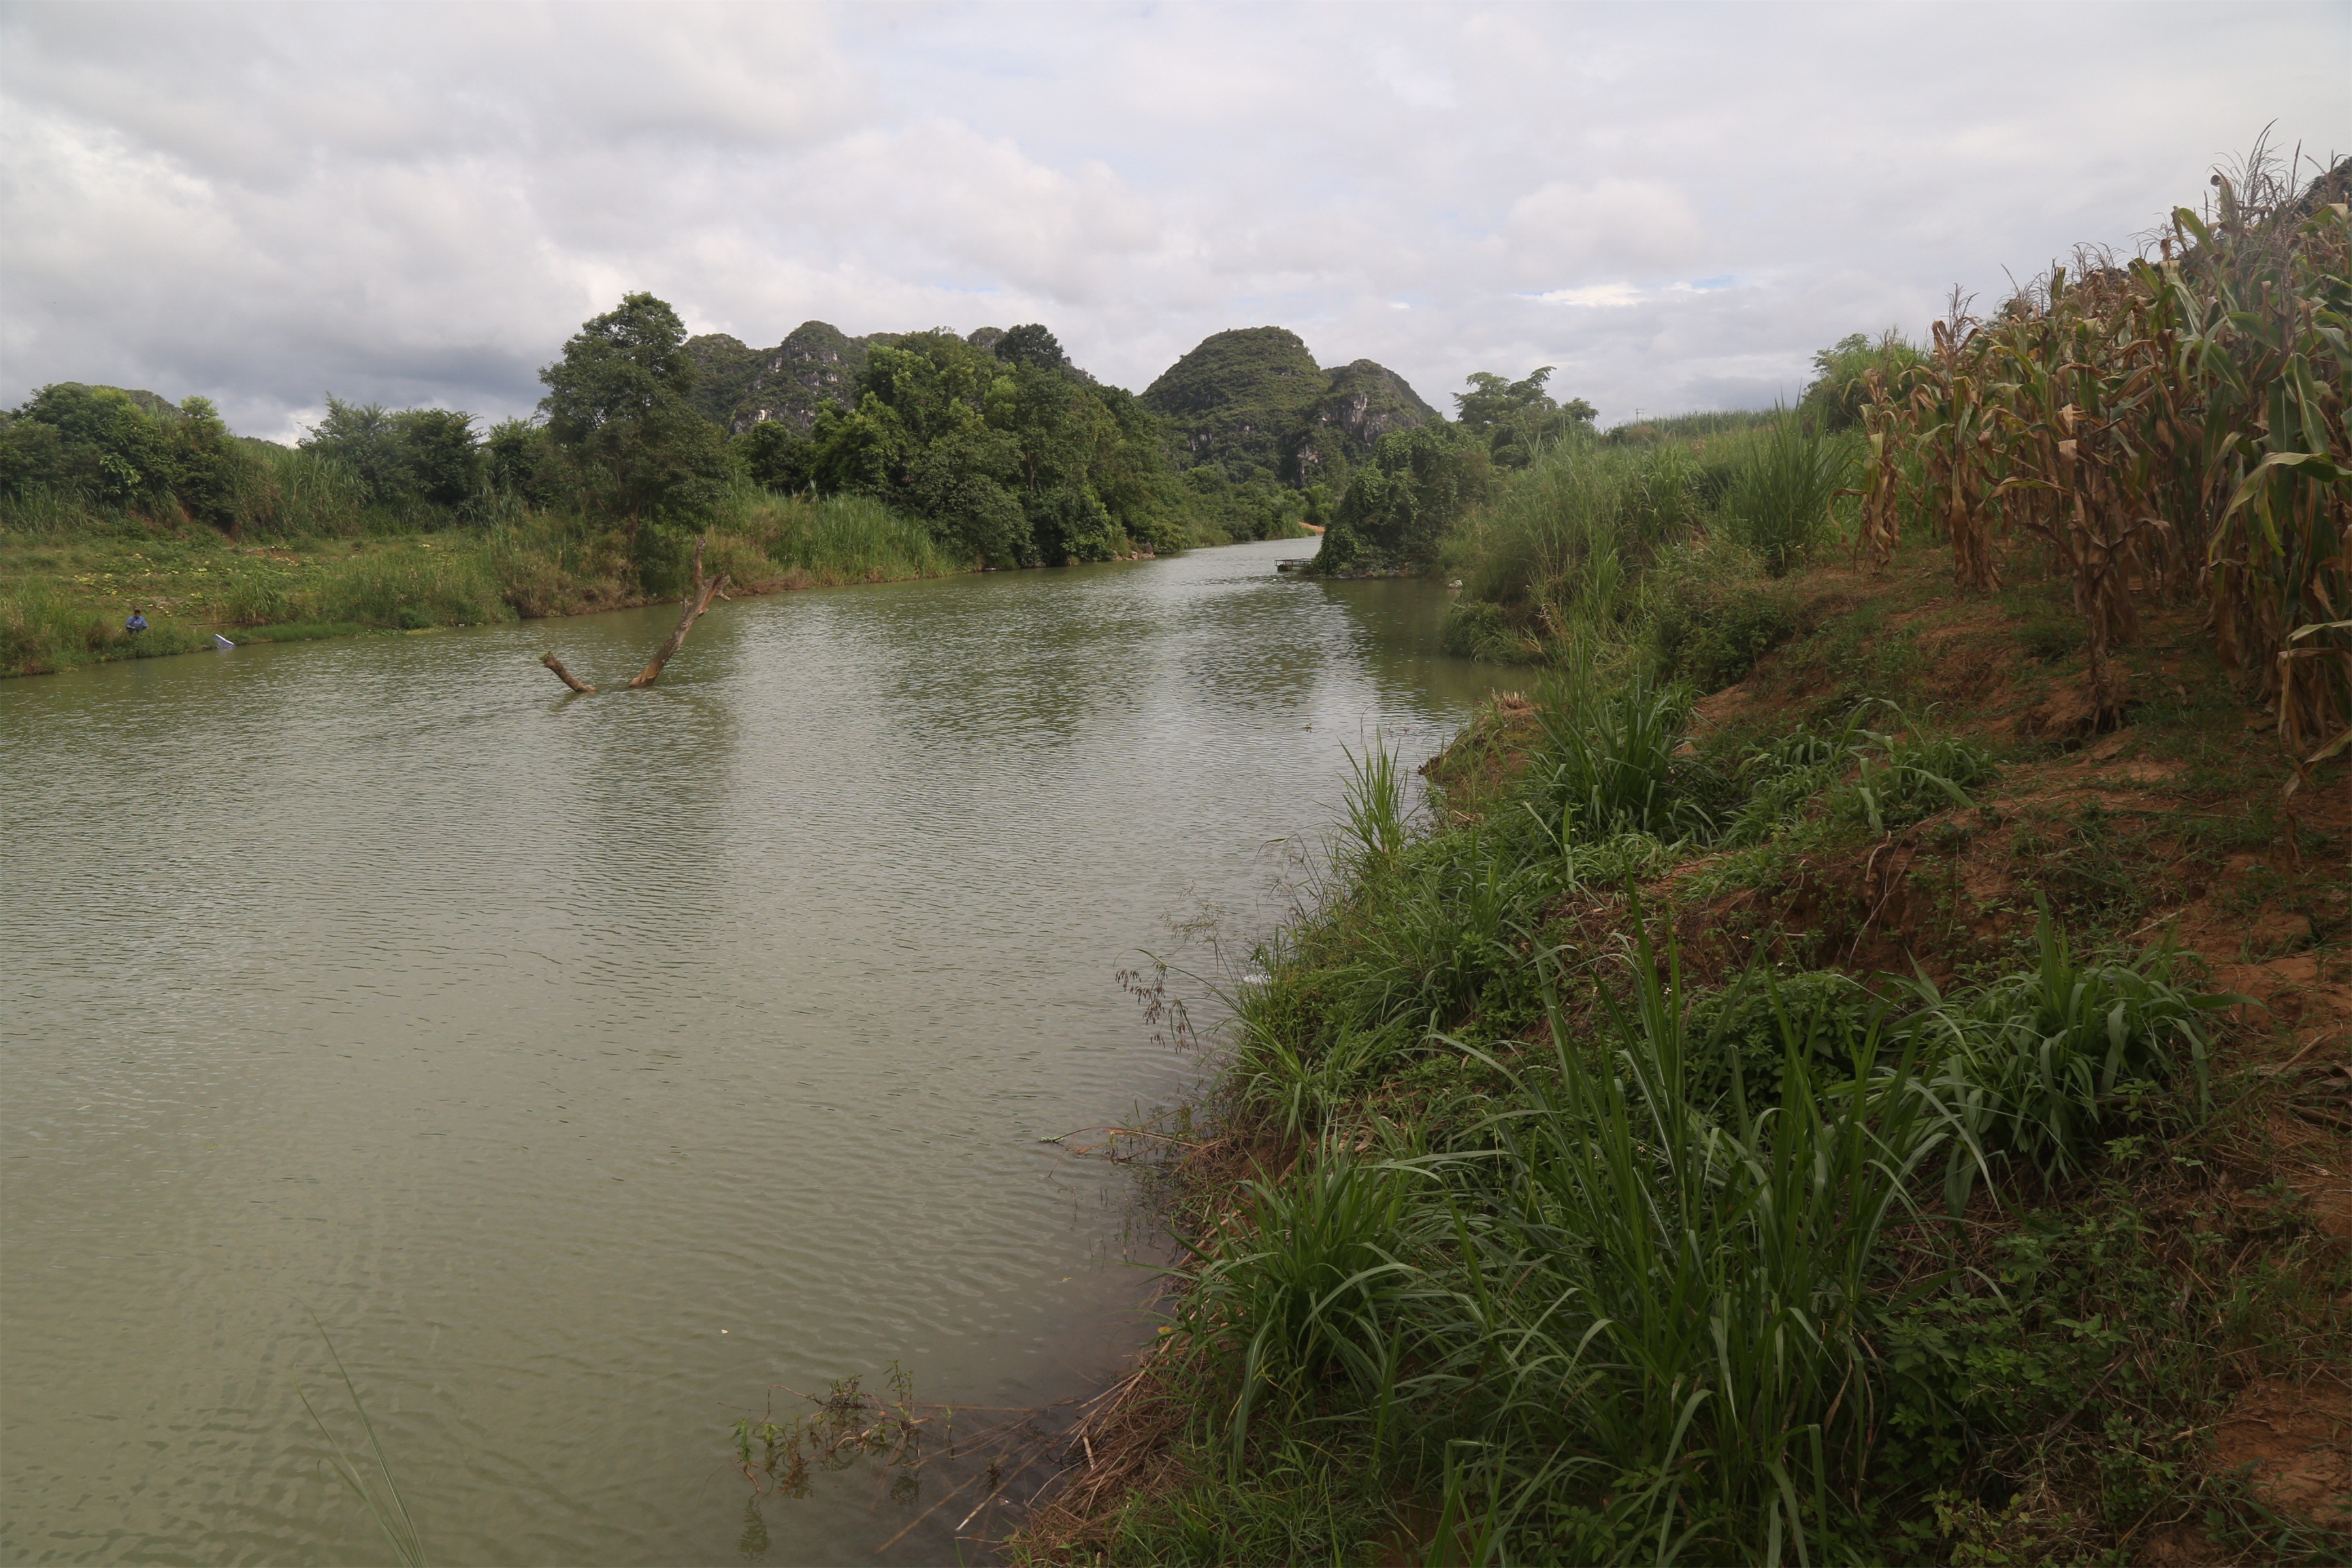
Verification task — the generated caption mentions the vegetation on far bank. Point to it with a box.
[1004,149,2350,1565]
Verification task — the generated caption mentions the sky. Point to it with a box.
[2,1,2345,442]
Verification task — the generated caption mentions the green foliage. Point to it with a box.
[1722,415,1852,576]
[992,322,1068,371]
[1416,938,1936,1563]
[299,396,485,511]
[1718,705,1995,847]
[680,331,766,428]
[1177,1149,1428,1471]
[1452,365,1597,470]
[1,383,176,506]
[538,291,733,565]
[1524,666,1709,846]
[1649,570,1797,691]
[1893,909,2225,1208]
[0,383,276,536]
[1799,332,1926,433]
[795,329,1188,565]
[1684,968,1874,1102]
[1314,423,1491,573]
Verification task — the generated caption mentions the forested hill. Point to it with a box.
[1141,327,1436,489]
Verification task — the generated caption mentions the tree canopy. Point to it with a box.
[0,382,263,532]
[538,291,732,559]
[1453,366,1596,469]
[1313,421,1492,573]
[751,326,1190,566]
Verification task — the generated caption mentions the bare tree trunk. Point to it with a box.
[540,652,597,693]
[627,537,730,689]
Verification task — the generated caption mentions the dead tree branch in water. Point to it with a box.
[536,535,731,694]
[540,652,596,693]
[628,537,730,689]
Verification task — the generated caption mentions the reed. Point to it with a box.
[297,1322,429,1568]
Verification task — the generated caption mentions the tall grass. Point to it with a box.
[1524,662,1703,847]
[1720,415,1852,577]
[1150,647,2252,1563]
[710,487,956,585]
[1,578,208,674]
[1437,411,1850,681]
[1415,933,1939,1563]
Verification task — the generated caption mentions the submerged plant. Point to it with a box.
[297,1320,429,1568]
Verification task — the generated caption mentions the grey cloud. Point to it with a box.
[3,1,2344,440]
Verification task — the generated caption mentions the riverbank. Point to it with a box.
[1015,544,2351,1564]
[1,490,977,679]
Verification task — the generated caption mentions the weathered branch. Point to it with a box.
[540,651,597,693]
[627,536,730,689]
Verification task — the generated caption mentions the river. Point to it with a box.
[0,538,1507,1565]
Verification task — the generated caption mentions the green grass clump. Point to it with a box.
[1893,907,2226,1209]
[1719,416,1854,577]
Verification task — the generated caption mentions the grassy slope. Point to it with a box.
[1019,540,2351,1566]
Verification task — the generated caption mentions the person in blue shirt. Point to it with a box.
[125,610,148,634]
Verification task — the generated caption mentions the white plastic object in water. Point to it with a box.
[212,634,235,651]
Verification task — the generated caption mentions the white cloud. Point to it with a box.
[3,1,2344,434]
[1531,284,1645,309]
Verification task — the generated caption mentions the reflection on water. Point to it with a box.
[0,540,1507,1565]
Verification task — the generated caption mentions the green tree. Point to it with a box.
[4,384,174,505]
[538,292,732,564]
[1800,331,1925,431]
[485,418,555,504]
[1454,367,1596,469]
[165,396,255,531]
[735,419,819,493]
[992,323,1068,372]
[1315,422,1491,572]
[800,327,1193,566]
[301,396,408,502]
[389,408,482,508]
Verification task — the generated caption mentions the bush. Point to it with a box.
[1648,568,1796,690]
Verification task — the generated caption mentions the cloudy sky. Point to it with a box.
[3,2,2344,440]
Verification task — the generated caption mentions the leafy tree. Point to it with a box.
[992,323,1068,372]
[300,396,405,500]
[298,396,482,512]
[735,419,818,493]
[1800,331,1926,431]
[794,327,1192,566]
[165,396,253,530]
[1315,422,1492,572]
[391,408,482,508]
[3,384,174,505]
[486,418,556,504]
[538,291,732,563]
[1454,367,1596,470]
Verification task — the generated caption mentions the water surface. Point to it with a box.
[1,539,1504,1565]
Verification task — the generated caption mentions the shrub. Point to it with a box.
[1649,569,1796,690]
